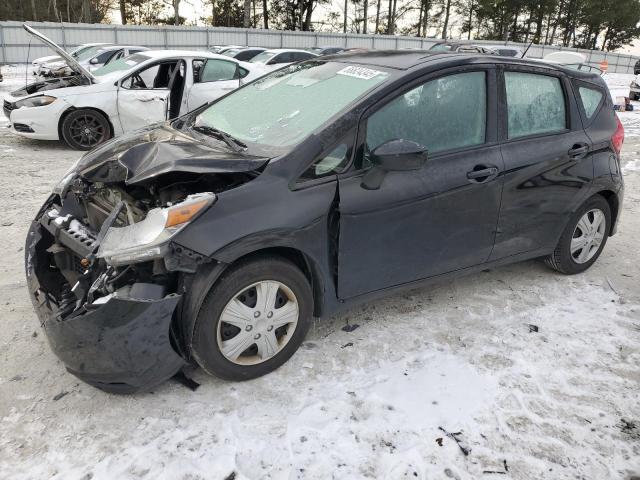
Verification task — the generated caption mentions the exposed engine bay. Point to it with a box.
[10,75,87,97]
[30,169,258,322]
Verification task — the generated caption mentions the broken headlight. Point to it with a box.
[97,193,215,266]
[15,95,57,108]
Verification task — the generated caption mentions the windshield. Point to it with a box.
[194,61,390,153]
[75,46,105,62]
[93,54,150,76]
[71,45,96,58]
[251,51,277,64]
[429,43,454,52]
[223,48,241,57]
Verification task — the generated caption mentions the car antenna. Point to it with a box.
[521,40,533,58]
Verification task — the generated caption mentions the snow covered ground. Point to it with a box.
[0,68,639,480]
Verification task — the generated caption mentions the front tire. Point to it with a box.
[192,256,313,381]
[61,109,111,150]
[545,195,611,274]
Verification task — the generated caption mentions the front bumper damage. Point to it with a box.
[25,198,187,393]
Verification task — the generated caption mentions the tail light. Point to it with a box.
[612,114,624,155]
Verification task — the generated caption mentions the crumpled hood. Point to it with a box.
[76,123,270,185]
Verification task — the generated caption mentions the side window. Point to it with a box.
[272,53,291,64]
[577,85,603,119]
[192,59,205,82]
[200,60,237,82]
[122,62,176,89]
[505,71,566,139]
[94,50,116,64]
[294,52,312,61]
[300,135,353,181]
[364,71,486,164]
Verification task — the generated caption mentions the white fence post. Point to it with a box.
[0,24,6,64]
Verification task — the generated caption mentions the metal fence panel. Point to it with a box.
[247,31,280,47]
[1,20,638,74]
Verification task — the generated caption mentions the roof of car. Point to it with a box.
[320,50,604,80]
[263,48,318,54]
[139,50,232,59]
[97,45,148,51]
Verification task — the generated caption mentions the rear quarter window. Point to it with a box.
[577,85,604,119]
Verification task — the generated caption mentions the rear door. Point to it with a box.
[337,68,504,299]
[186,58,241,110]
[490,67,594,260]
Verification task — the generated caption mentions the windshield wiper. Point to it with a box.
[191,125,247,152]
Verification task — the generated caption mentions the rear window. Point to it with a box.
[251,51,277,64]
[577,85,603,119]
[505,71,566,139]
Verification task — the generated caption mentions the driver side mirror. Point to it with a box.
[361,139,428,190]
[89,57,99,65]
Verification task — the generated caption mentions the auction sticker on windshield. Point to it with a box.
[336,66,384,80]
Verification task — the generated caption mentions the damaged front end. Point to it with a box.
[25,128,267,393]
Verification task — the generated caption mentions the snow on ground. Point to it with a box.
[1,68,640,480]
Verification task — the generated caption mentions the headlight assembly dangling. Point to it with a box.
[14,95,57,108]
[97,192,216,266]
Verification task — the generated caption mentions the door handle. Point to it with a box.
[467,166,499,182]
[568,143,589,159]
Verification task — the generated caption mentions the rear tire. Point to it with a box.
[545,195,611,274]
[192,256,313,381]
[61,109,111,151]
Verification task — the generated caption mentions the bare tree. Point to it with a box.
[343,0,347,32]
[119,0,127,24]
[362,0,368,32]
[263,0,268,27]
[243,0,251,26]
[441,0,452,38]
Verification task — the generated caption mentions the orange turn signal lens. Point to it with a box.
[165,199,209,228]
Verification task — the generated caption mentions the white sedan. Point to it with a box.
[32,43,112,76]
[4,25,266,150]
[39,45,149,78]
[250,48,318,71]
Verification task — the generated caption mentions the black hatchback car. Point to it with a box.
[26,51,624,393]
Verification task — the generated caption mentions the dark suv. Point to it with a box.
[26,51,624,393]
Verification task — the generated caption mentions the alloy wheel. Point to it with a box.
[68,113,107,148]
[571,208,606,264]
[216,280,299,365]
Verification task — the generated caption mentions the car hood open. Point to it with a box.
[23,24,95,84]
[76,123,270,185]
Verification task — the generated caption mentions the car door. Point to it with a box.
[186,58,241,110]
[337,68,504,299]
[489,67,594,260]
[116,61,177,132]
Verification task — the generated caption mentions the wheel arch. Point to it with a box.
[595,189,619,235]
[57,106,115,140]
[217,246,326,319]
[175,244,328,360]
